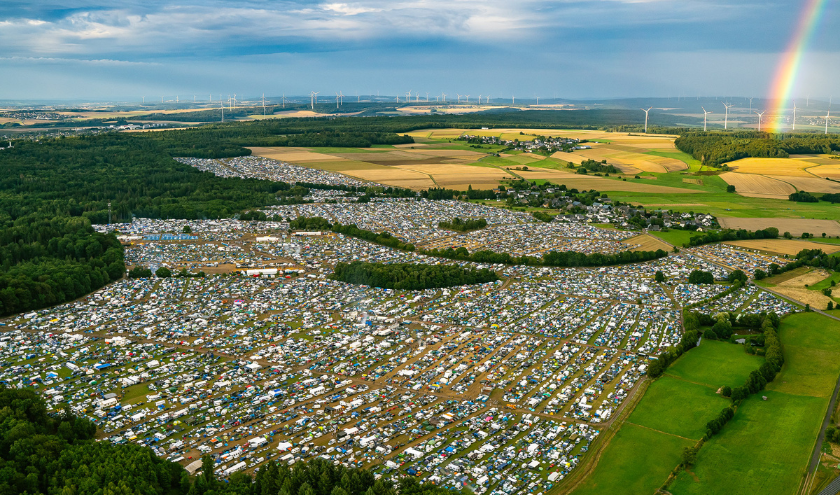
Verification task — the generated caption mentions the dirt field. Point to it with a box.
[622,234,673,252]
[770,268,835,307]
[719,172,795,199]
[724,157,818,177]
[767,175,840,194]
[725,239,840,256]
[718,217,840,237]
[249,147,347,162]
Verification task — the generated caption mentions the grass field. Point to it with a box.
[571,424,692,495]
[665,339,764,389]
[670,390,825,495]
[670,313,840,495]
[627,377,729,440]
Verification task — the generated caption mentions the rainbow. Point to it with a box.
[767,0,829,132]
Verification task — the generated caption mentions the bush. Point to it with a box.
[155,266,172,278]
[726,185,736,193]
[129,266,153,278]
[720,385,732,397]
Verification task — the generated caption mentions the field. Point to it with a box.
[724,239,840,256]
[648,230,701,247]
[670,391,825,495]
[769,269,835,308]
[769,175,840,194]
[622,234,673,252]
[719,172,795,199]
[717,217,840,237]
[571,424,692,495]
[672,313,840,495]
[724,157,820,177]
[557,143,687,174]
[572,339,762,495]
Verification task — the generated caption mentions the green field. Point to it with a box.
[664,339,764,389]
[571,424,692,495]
[767,312,840,397]
[670,391,825,495]
[627,377,728,440]
[669,312,840,495]
[648,229,701,247]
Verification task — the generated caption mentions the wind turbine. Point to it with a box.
[465,95,470,103]
[339,91,344,106]
[142,96,145,104]
[641,107,652,133]
[457,94,462,104]
[536,96,539,105]
[232,94,237,108]
[310,91,319,110]
[406,90,412,103]
[220,101,224,122]
[282,94,286,108]
[722,102,732,130]
[512,95,515,105]
[426,92,429,102]
[335,92,340,109]
[792,100,797,131]
[701,106,712,131]
[416,93,420,103]
[262,93,266,115]
[441,93,447,103]
[754,110,765,132]
[826,110,831,134]
[478,95,482,105]
[749,97,753,113]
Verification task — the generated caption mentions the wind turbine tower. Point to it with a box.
[722,102,732,130]
[826,111,831,135]
[220,101,224,122]
[262,93,266,115]
[310,91,319,110]
[465,95,470,103]
[749,97,753,113]
[457,94,462,104]
[792,101,797,131]
[641,107,652,133]
[426,92,429,102]
[754,110,765,132]
[701,106,712,131]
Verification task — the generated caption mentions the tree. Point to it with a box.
[654,270,665,283]
[156,266,172,278]
[727,270,748,284]
[726,185,736,193]
[682,446,698,467]
[183,225,192,233]
[720,385,732,397]
[688,269,714,284]
[754,269,767,280]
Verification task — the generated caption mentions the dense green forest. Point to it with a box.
[674,132,840,167]
[0,216,124,317]
[332,261,499,289]
[0,388,456,495]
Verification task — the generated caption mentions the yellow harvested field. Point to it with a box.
[719,172,795,199]
[403,149,487,158]
[298,160,390,172]
[718,217,840,237]
[394,163,509,188]
[622,234,672,252]
[248,147,346,162]
[802,164,840,180]
[724,157,817,177]
[553,144,686,173]
[725,239,840,256]
[772,287,832,308]
[766,175,840,194]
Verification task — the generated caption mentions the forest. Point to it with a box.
[0,215,124,317]
[0,388,456,495]
[674,132,840,167]
[331,261,499,290]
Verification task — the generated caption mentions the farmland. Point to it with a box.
[671,313,840,495]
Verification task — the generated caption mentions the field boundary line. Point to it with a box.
[622,421,697,442]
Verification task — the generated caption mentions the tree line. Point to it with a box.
[686,227,779,247]
[331,261,499,290]
[675,132,840,168]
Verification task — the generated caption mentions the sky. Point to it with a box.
[0,0,838,101]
